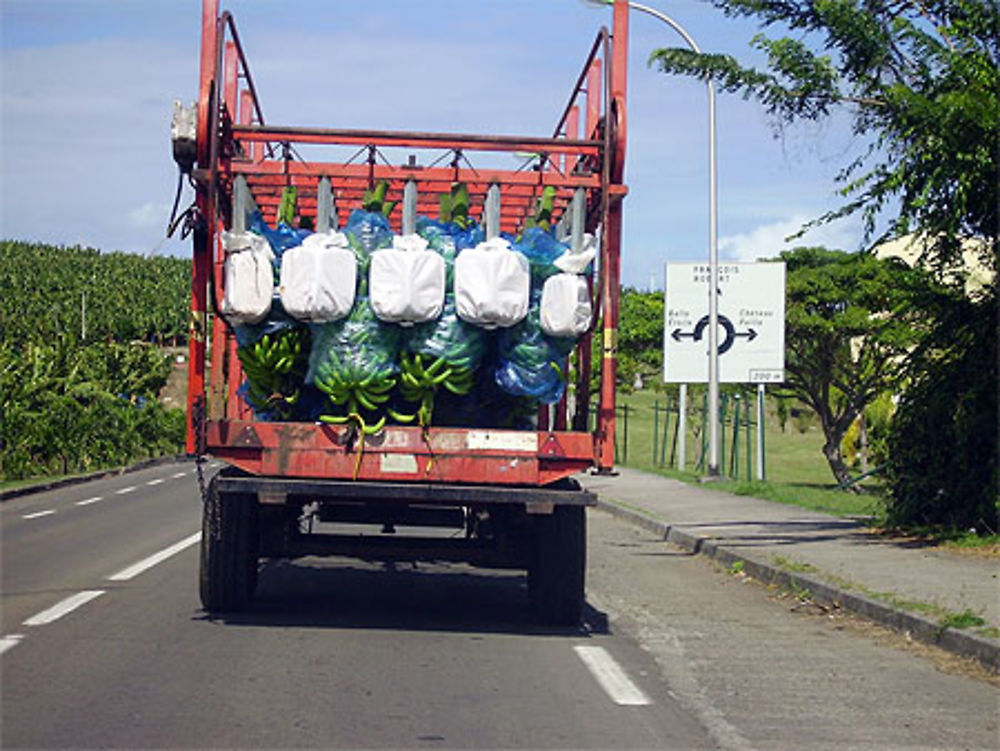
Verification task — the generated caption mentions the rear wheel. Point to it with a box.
[199,471,259,612]
[528,505,586,626]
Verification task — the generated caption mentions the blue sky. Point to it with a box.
[1,0,865,289]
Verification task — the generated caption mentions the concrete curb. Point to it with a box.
[596,498,1000,675]
[0,455,191,502]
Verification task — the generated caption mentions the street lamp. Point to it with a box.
[583,0,721,476]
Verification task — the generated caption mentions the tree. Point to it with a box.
[588,288,665,393]
[778,246,950,487]
[648,0,997,518]
[884,292,997,531]
[618,288,665,390]
[648,0,998,279]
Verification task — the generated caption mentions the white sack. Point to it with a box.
[540,273,592,338]
[554,232,598,274]
[369,234,445,326]
[279,231,356,322]
[454,237,530,328]
[220,230,274,325]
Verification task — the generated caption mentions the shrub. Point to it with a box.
[885,296,998,532]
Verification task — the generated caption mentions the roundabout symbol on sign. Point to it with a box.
[670,314,757,355]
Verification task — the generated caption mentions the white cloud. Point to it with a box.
[720,214,860,262]
[127,201,172,231]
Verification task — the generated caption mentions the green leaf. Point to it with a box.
[278,186,298,226]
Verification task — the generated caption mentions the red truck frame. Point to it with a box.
[185,0,629,624]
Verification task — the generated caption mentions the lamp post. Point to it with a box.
[584,0,721,475]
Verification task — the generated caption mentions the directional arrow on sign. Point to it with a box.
[671,315,757,354]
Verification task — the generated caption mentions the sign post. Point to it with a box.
[664,261,785,478]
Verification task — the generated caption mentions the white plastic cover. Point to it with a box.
[279,231,356,322]
[220,230,274,325]
[554,232,598,274]
[369,234,445,326]
[540,273,592,338]
[454,237,530,328]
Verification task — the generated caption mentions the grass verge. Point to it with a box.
[767,553,996,633]
[615,388,887,521]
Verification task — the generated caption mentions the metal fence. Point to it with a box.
[646,390,765,481]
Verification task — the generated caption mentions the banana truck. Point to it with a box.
[176,0,630,625]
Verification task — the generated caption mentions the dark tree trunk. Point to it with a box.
[821,432,859,492]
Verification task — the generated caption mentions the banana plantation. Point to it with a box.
[0,241,189,481]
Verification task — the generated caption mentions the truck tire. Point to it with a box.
[199,472,259,613]
[528,505,586,626]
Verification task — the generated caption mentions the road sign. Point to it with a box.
[664,261,785,383]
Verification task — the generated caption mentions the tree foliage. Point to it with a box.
[649,0,999,278]
[778,246,950,487]
[885,293,997,531]
[0,240,191,345]
[588,288,665,392]
[0,241,190,481]
[0,337,184,480]
[617,288,665,390]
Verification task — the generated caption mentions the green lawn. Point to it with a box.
[613,388,887,520]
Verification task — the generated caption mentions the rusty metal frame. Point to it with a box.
[186,0,629,485]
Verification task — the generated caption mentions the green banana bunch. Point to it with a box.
[314,348,395,435]
[522,185,556,233]
[393,351,475,427]
[237,327,309,419]
[361,180,397,219]
[438,182,470,229]
[278,186,298,226]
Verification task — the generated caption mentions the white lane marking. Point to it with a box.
[0,634,25,655]
[23,590,106,627]
[75,496,103,506]
[170,471,188,479]
[107,532,202,582]
[573,645,652,706]
[146,478,165,486]
[22,510,56,520]
[115,486,137,495]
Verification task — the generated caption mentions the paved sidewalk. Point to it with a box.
[580,467,999,673]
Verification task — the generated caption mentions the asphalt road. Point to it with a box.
[2,461,997,750]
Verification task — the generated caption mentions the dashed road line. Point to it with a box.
[0,634,25,655]
[3,468,199,657]
[573,645,652,706]
[14,468,186,522]
[23,590,106,627]
[22,510,56,520]
[107,532,202,582]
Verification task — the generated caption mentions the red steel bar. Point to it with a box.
[186,0,219,452]
[233,124,600,156]
[596,0,628,472]
[232,162,601,190]
[586,59,602,139]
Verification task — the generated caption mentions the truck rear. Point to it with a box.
[178,1,629,625]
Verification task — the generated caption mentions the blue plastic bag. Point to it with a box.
[495,293,575,404]
[344,210,394,296]
[249,210,311,259]
[233,295,298,348]
[406,294,489,370]
[512,227,568,286]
